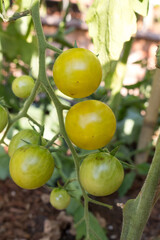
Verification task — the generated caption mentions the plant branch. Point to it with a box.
[120,135,160,240]
[30,1,91,238]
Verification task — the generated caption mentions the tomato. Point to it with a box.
[50,188,71,210]
[9,145,54,189]
[80,152,124,196]
[8,129,46,157]
[53,48,102,98]
[12,75,35,98]
[65,100,116,150]
[0,105,8,133]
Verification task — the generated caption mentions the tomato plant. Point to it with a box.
[50,188,71,210]
[0,105,8,133]
[12,75,35,98]
[9,145,54,189]
[80,152,124,196]
[8,129,46,157]
[65,100,116,150]
[53,48,102,98]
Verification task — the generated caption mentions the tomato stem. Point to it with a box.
[87,197,113,209]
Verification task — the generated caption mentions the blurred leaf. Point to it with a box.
[0,23,38,65]
[117,108,143,144]
[132,0,149,16]
[15,0,32,10]
[86,0,149,82]
[118,171,136,197]
[0,146,10,180]
[136,163,150,175]
[67,199,108,240]
[86,0,137,80]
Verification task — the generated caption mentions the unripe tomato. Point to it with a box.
[0,105,8,132]
[8,129,46,157]
[80,152,124,196]
[9,145,54,189]
[53,48,102,98]
[12,75,34,98]
[50,188,71,210]
[65,100,116,150]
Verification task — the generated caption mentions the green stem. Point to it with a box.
[45,133,60,148]
[26,113,42,129]
[88,197,112,209]
[45,42,63,54]
[84,197,90,240]
[120,135,160,240]
[30,1,90,238]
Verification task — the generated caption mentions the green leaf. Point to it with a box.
[0,146,10,180]
[118,171,136,197]
[136,163,150,175]
[67,199,108,240]
[116,108,143,145]
[89,213,108,240]
[86,0,149,82]
[132,0,149,16]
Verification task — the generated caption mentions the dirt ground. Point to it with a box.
[1,177,160,240]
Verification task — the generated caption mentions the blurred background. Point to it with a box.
[0,0,160,239]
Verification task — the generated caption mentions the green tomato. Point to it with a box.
[53,48,102,98]
[8,129,46,157]
[0,105,8,133]
[9,145,54,189]
[50,188,71,210]
[79,152,124,196]
[12,75,35,98]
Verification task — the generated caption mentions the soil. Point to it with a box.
[1,177,160,240]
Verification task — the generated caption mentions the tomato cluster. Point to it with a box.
[53,48,124,197]
[1,47,124,211]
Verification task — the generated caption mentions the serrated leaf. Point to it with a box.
[0,146,10,180]
[118,171,136,197]
[86,0,148,81]
[89,213,108,240]
[67,199,108,240]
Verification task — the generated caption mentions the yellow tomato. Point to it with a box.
[53,48,102,98]
[65,100,116,150]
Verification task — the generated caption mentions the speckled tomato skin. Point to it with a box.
[50,188,71,210]
[53,48,102,98]
[65,100,116,150]
[80,152,124,196]
[9,145,54,189]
